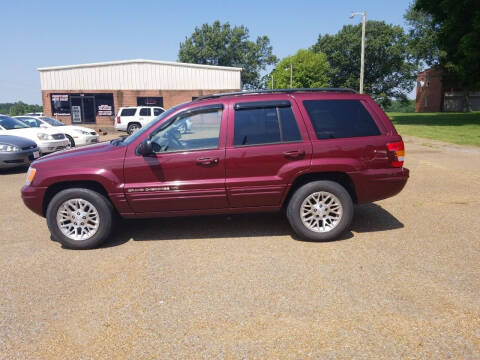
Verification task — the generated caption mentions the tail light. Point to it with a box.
[386,141,405,167]
[116,116,121,124]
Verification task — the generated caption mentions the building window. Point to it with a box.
[137,97,163,107]
[95,94,114,116]
[51,94,71,115]
[424,96,429,108]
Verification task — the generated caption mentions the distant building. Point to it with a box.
[38,59,242,126]
[416,67,480,112]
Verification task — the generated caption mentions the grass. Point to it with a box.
[387,111,480,147]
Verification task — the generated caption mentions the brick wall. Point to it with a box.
[415,68,443,112]
[41,89,238,128]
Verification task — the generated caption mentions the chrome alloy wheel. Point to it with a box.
[300,191,343,232]
[56,198,100,241]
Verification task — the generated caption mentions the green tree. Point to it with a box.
[312,21,417,107]
[267,49,330,89]
[178,21,277,88]
[404,4,443,67]
[414,0,480,111]
[9,102,26,116]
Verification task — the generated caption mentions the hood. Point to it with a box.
[0,127,46,141]
[0,134,37,147]
[33,141,126,166]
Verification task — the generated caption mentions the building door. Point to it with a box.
[70,96,96,124]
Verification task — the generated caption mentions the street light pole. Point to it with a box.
[290,63,293,88]
[350,11,366,94]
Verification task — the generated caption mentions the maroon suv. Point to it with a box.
[21,89,409,249]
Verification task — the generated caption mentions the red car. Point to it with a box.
[22,89,409,249]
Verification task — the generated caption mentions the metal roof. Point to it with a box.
[37,59,242,72]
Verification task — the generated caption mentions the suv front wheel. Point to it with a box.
[287,180,353,241]
[46,188,114,249]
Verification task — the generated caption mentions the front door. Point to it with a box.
[70,96,96,124]
[123,104,228,213]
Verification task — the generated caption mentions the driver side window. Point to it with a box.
[150,107,222,153]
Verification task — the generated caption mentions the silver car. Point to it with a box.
[0,135,40,169]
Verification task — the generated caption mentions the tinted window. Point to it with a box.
[150,108,222,153]
[121,108,136,116]
[234,105,301,146]
[140,108,151,116]
[303,100,380,139]
[153,108,164,116]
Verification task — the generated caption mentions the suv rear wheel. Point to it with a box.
[46,188,114,249]
[127,123,141,135]
[287,180,353,241]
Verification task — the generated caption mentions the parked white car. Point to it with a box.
[114,106,165,134]
[0,115,69,154]
[15,116,99,147]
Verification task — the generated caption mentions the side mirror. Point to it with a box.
[136,139,153,156]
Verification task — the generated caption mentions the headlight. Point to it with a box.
[25,167,37,186]
[37,133,53,140]
[73,129,90,135]
[0,143,20,152]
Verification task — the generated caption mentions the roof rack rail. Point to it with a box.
[193,88,357,101]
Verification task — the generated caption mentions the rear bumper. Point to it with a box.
[21,185,47,217]
[350,167,409,204]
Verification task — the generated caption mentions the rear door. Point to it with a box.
[225,97,312,208]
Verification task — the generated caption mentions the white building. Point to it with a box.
[39,59,242,125]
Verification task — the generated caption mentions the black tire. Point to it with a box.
[127,123,141,135]
[46,188,115,249]
[286,180,353,241]
[66,134,75,147]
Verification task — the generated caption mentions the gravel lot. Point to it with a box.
[1,136,479,359]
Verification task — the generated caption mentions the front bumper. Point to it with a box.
[38,139,70,154]
[21,185,47,217]
[350,167,409,204]
[74,134,100,146]
[0,147,40,169]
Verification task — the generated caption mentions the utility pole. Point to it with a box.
[350,11,366,94]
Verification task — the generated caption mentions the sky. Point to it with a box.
[1,0,413,105]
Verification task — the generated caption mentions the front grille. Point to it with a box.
[22,145,36,150]
[52,133,65,140]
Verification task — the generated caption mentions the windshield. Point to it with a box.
[40,117,65,126]
[16,117,43,128]
[0,116,30,130]
[121,105,184,145]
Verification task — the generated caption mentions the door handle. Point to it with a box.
[196,157,219,167]
[283,150,305,159]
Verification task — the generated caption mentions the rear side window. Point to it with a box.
[140,108,151,116]
[120,108,136,116]
[234,103,301,146]
[303,100,380,139]
[153,108,164,116]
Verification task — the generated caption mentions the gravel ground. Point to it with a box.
[0,137,479,359]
